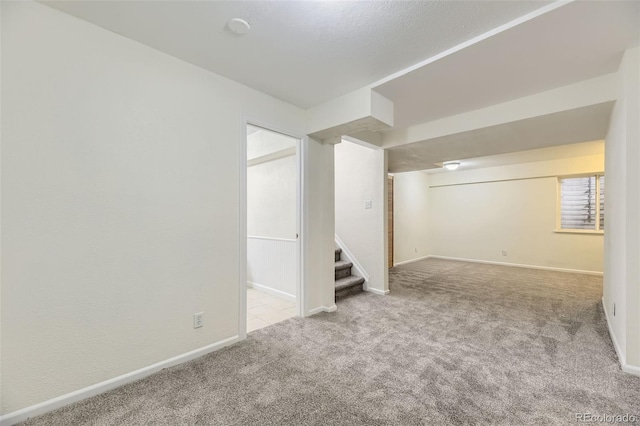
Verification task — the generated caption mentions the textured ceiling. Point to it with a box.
[375,0,640,129]
[39,0,638,174]
[42,0,550,109]
[421,140,604,175]
[387,102,614,173]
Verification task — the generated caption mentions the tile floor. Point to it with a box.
[247,287,297,332]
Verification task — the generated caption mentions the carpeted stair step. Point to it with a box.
[334,260,353,280]
[335,275,365,292]
[333,246,365,300]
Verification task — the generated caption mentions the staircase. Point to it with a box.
[334,247,365,299]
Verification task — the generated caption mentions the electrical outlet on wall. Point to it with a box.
[502,250,508,256]
[193,312,204,328]
[364,200,372,209]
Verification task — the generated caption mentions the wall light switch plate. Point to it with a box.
[193,312,204,328]
[364,200,372,209]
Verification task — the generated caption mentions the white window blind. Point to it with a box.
[599,175,605,230]
[559,175,604,231]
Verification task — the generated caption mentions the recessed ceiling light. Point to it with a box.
[227,18,251,35]
[443,162,461,171]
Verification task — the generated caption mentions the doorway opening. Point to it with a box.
[242,123,302,335]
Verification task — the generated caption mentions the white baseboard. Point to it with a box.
[307,304,337,316]
[334,235,369,283]
[427,255,603,276]
[0,335,240,426]
[602,297,626,366]
[602,298,640,377]
[247,281,296,303]
[366,287,390,296]
[393,255,430,267]
[623,362,640,376]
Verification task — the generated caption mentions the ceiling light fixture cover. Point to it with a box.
[227,18,251,35]
[443,162,461,171]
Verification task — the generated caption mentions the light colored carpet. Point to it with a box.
[21,259,640,425]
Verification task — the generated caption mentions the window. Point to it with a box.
[558,174,605,232]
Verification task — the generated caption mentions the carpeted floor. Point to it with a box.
[22,259,640,425]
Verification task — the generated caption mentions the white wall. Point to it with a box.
[247,155,297,238]
[392,154,606,273]
[247,126,297,160]
[627,48,640,371]
[427,155,605,273]
[603,47,640,373]
[392,171,431,264]
[0,1,315,416]
[247,129,297,239]
[304,139,337,312]
[334,140,388,293]
[247,238,296,300]
[246,129,297,298]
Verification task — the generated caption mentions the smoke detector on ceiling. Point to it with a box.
[227,18,251,35]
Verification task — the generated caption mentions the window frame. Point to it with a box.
[555,172,605,235]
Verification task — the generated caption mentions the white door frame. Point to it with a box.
[239,118,305,340]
